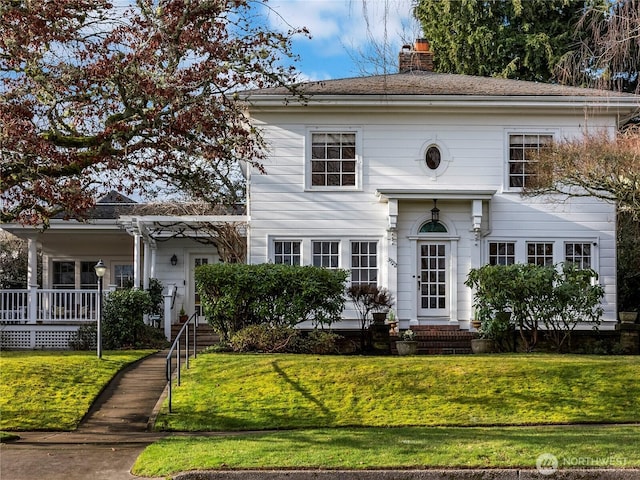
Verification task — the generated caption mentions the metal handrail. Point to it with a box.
[166,312,198,413]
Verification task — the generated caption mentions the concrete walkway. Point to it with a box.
[0,350,170,480]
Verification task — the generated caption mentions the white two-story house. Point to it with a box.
[2,42,638,348]
[243,42,639,332]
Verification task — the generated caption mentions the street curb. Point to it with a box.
[172,469,640,480]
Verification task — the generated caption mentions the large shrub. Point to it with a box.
[466,263,604,352]
[102,288,154,349]
[195,263,348,340]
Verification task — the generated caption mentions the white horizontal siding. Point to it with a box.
[248,109,620,328]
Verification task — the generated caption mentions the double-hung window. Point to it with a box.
[52,261,75,289]
[351,241,378,286]
[310,132,357,187]
[509,134,552,188]
[113,265,134,289]
[80,261,98,289]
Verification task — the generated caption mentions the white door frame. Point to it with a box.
[408,223,459,325]
[417,241,451,317]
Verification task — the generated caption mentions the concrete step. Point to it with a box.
[171,323,219,350]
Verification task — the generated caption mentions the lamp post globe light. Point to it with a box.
[94,260,107,359]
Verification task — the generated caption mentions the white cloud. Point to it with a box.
[266,0,418,54]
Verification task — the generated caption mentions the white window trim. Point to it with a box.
[504,129,558,192]
[311,239,341,268]
[415,138,453,180]
[349,239,380,286]
[304,126,363,191]
[269,238,303,265]
[482,237,600,273]
[487,240,517,265]
[563,239,600,272]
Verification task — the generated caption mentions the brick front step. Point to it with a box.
[392,325,474,355]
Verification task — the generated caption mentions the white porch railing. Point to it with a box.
[1,286,176,349]
[0,288,99,324]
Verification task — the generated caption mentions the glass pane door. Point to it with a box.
[418,242,449,316]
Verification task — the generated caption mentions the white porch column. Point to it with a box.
[143,241,151,290]
[133,233,141,289]
[27,236,38,287]
[27,236,39,324]
[28,284,38,324]
[150,246,157,279]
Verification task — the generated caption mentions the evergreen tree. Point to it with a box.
[413,0,589,81]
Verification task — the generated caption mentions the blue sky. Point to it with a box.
[261,0,419,80]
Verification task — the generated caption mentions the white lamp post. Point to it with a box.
[94,259,107,359]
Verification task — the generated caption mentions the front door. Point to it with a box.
[191,255,217,324]
[418,242,450,317]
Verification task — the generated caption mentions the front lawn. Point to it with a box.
[155,353,640,431]
[0,350,154,430]
[133,425,640,476]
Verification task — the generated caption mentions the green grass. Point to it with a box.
[0,432,20,442]
[0,350,155,430]
[133,425,640,476]
[155,354,640,431]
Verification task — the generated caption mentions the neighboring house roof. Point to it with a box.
[87,190,139,220]
[48,190,139,220]
[247,71,639,98]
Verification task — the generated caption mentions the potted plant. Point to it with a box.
[179,304,189,323]
[396,329,418,355]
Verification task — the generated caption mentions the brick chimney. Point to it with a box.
[399,39,434,73]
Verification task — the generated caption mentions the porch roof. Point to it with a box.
[376,188,497,202]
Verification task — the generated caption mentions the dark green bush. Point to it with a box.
[195,263,348,340]
[69,324,96,350]
[102,288,154,349]
[138,324,170,349]
[466,263,604,352]
[147,278,164,317]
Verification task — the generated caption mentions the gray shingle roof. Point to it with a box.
[247,71,639,98]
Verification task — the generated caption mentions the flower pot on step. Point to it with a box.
[396,340,418,356]
[619,311,638,323]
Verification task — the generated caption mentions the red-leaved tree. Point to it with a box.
[1,0,305,225]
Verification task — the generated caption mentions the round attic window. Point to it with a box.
[425,146,441,170]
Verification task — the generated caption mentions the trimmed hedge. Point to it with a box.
[195,263,348,340]
[102,288,153,349]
